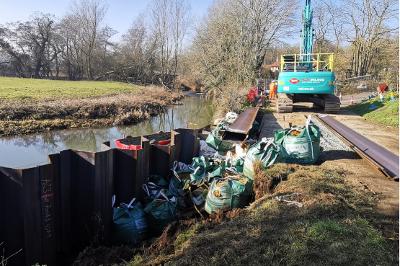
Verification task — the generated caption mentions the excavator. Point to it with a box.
[276,0,340,113]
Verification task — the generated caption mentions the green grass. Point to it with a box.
[348,97,399,127]
[289,218,390,265]
[140,165,397,265]
[72,165,397,265]
[0,76,141,100]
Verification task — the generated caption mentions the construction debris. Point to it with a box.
[110,108,324,246]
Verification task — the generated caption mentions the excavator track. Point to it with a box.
[322,94,340,113]
[276,93,293,113]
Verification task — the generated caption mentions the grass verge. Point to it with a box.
[133,164,398,265]
[348,97,399,127]
[0,78,182,136]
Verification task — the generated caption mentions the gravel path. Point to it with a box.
[311,117,353,152]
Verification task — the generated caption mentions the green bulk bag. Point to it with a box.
[274,120,321,164]
[226,158,244,173]
[168,175,191,209]
[243,138,281,180]
[235,159,244,173]
[205,175,253,214]
[112,199,148,245]
[205,132,234,152]
[170,161,192,197]
[169,174,189,198]
[142,175,170,200]
[230,175,253,208]
[144,192,177,234]
[205,123,234,152]
[190,156,212,185]
[207,161,226,180]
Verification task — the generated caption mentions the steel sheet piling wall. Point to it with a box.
[174,128,200,164]
[144,131,177,177]
[0,168,24,266]
[0,126,203,265]
[94,150,114,245]
[106,136,150,204]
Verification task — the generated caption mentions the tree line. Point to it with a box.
[185,0,398,93]
[0,0,398,90]
[0,0,189,85]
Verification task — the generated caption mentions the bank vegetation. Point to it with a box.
[0,77,182,136]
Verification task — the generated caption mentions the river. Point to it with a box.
[0,94,214,168]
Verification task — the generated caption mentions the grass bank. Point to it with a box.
[0,77,182,136]
[348,96,399,127]
[73,164,398,265]
[0,77,142,100]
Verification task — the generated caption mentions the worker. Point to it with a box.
[247,86,258,104]
[269,80,277,100]
[377,83,388,94]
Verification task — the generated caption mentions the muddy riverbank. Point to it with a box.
[0,87,183,136]
[0,95,214,168]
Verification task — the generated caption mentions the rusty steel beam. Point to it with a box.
[317,114,399,180]
[226,107,259,135]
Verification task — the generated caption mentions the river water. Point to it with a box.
[0,95,214,168]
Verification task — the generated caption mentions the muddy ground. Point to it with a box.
[0,87,183,136]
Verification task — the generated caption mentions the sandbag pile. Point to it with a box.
[111,111,322,245]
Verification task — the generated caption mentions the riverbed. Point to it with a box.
[0,95,214,168]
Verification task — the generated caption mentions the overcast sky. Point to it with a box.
[0,0,214,41]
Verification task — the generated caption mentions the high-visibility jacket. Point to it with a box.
[269,83,277,98]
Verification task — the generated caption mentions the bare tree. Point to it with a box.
[189,0,296,93]
[71,0,107,79]
[343,0,398,77]
[0,26,30,76]
[150,0,190,84]
[118,17,149,81]
[313,1,335,53]
[58,14,85,79]
[0,13,56,78]
[323,0,346,53]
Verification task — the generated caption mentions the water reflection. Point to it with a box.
[0,95,214,168]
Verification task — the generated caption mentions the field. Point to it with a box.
[0,77,142,100]
[0,77,182,136]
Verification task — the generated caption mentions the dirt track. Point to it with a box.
[260,106,399,229]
